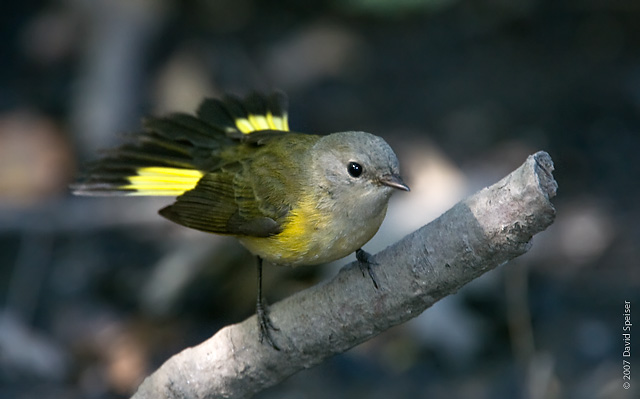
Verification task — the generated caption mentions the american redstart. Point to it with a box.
[73,91,409,349]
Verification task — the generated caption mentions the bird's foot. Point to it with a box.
[257,298,280,350]
[356,248,379,289]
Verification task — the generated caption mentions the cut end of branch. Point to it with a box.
[530,151,558,200]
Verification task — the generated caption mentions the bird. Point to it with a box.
[72,91,409,349]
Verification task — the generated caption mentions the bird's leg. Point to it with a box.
[256,256,280,350]
[356,248,379,289]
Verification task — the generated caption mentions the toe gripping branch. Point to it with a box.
[256,257,280,350]
[356,248,379,289]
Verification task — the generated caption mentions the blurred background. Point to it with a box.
[1,0,639,398]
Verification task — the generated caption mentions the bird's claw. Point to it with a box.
[356,248,380,289]
[257,299,280,350]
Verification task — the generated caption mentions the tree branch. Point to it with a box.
[131,151,557,399]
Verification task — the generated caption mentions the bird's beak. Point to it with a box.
[379,174,410,191]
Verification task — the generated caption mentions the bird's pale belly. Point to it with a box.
[239,201,389,266]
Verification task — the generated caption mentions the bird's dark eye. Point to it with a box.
[347,162,363,178]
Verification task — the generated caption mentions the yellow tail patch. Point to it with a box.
[121,167,204,196]
[235,112,289,134]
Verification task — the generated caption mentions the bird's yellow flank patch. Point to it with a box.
[240,192,326,265]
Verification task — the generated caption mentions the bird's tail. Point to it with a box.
[72,92,289,196]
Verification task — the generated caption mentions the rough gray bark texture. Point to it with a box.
[131,151,557,399]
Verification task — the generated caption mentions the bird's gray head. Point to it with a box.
[310,131,409,215]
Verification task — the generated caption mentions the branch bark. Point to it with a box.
[131,151,557,399]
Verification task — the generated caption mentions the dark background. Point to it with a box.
[0,0,638,398]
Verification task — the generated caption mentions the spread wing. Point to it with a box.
[157,133,319,237]
[72,91,290,196]
[73,91,297,237]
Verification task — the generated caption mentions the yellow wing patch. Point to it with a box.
[234,112,289,134]
[121,167,204,196]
